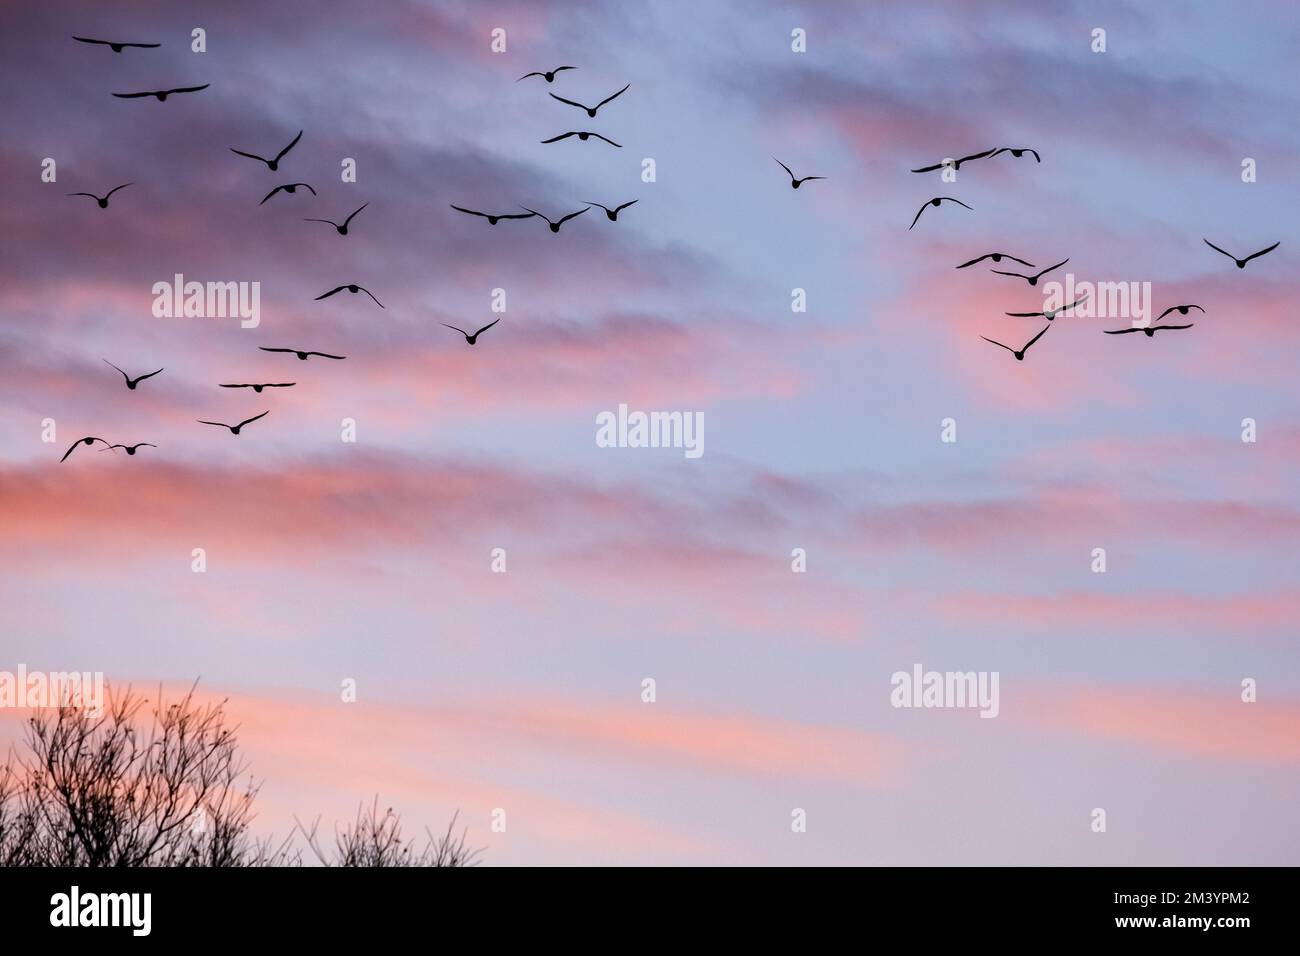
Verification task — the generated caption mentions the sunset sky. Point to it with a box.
[1,0,1298,865]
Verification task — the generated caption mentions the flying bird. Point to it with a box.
[774,158,825,189]
[67,183,132,208]
[102,443,156,455]
[219,382,295,393]
[540,131,621,147]
[316,284,383,307]
[304,203,368,236]
[1104,323,1194,337]
[981,325,1050,361]
[112,84,209,101]
[230,130,303,171]
[259,347,346,361]
[1005,295,1088,321]
[910,149,997,173]
[909,197,972,229]
[991,257,1069,286]
[518,66,576,83]
[991,147,1041,163]
[548,82,629,117]
[442,318,501,345]
[260,182,316,205]
[519,206,588,233]
[103,360,163,390]
[1203,239,1279,269]
[72,36,160,53]
[584,200,638,221]
[956,252,1034,269]
[60,436,112,462]
[198,411,269,435]
[1156,304,1204,321]
[449,204,536,225]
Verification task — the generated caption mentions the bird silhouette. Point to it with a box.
[1104,323,1194,337]
[112,84,209,101]
[316,284,383,307]
[541,131,621,147]
[519,206,588,233]
[60,436,112,462]
[260,183,316,205]
[1005,295,1088,321]
[230,131,303,171]
[103,360,163,389]
[991,257,1068,286]
[1203,239,1279,269]
[981,325,1050,361]
[259,347,346,361]
[910,149,997,173]
[72,36,160,52]
[548,82,629,117]
[956,252,1034,269]
[991,147,1041,163]
[1156,304,1204,321]
[219,382,296,393]
[774,158,825,189]
[449,205,536,225]
[909,197,972,229]
[518,66,576,83]
[102,443,156,455]
[198,411,269,435]
[67,183,133,208]
[442,318,501,345]
[304,203,367,236]
[584,200,638,221]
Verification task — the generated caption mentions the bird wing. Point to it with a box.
[1022,325,1050,351]
[955,255,988,268]
[102,359,128,380]
[990,269,1030,279]
[553,66,576,72]
[548,93,589,110]
[170,84,210,93]
[557,207,589,225]
[105,182,133,197]
[219,384,251,388]
[310,352,347,360]
[275,130,303,162]
[259,347,295,353]
[316,287,346,299]
[73,36,111,45]
[596,83,630,109]
[230,147,269,162]
[267,383,297,387]
[342,203,369,226]
[359,288,384,307]
[473,318,502,337]
[583,201,611,212]
[124,42,161,48]
[942,197,974,210]
[1103,328,1140,335]
[303,218,339,226]
[1004,311,1042,317]
[614,200,639,213]
[67,192,100,200]
[1004,255,1036,268]
[259,186,285,204]
[1203,238,1235,259]
[518,206,544,220]
[980,336,1014,353]
[450,204,488,218]
[1035,258,1069,277]
[517,72,545,81]
[112,91,153,98]
[910,161,945,173]
[591,133,622,147]
[1244,241,1280,262]
[774,158,795,179]
[237,411,270,428]
[442,323,470,336]
[799,176,826,182]
[1155,323,1194,331]
[956,148,996,164]
[136,367,164,382]
[60,440,85,461]
[495,211,536,220]
[197,420,230,428]
[300,184,316,194]
[908,203,928,230]
[540,132,577,143]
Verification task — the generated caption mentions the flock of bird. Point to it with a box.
[896,146,1280,360]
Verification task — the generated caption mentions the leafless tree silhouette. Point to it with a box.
[0,683,480,867]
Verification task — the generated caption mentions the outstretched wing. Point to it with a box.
[541,132,577,143]
[557,207,589,225]
[591,133,622,147]
[342,203,369,227]
[596,83,630,110]
[112,91,154,98]
[231,147,269,162]
[316,286,346,300]
[1244,241,1280,262]
[237,411,270,428]
[548,93,588,110]
[473,318,502,337]
[1202,238,1235,260]
[451,204,489,218]
[275,130,303,163]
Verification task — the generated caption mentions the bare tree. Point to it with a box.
[0,683,479,867]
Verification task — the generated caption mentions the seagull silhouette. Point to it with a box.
[72,36,160,53]
[774,158,825,189]
[1005,295,1088,321]
[540,131,621,147]
[518,66,576,83]
[991,147,1041,163]
[442,318,501,345]
[60,436,112,462]
[956,252,1034,269]
[230,131,302,171]
[260,182,316,205]
[220,383,296,393]
[548,82,629,117]
[1104,323,1194,337]
[519,206,588,233]
[981,325,1050,361]
[1156,304,1204,321]
[449,205,536,225]
[198,411,269,435]
[304,203,367,236]
[112,84,208,101]
[102,443,156,455]
[259,347,346,361]
[1203,239,1279,269]
[991,257,1068,286]
[67,183,133,208]
[909,197,972,229]
[910,149,997,173]
[103,360,163,390]
[316,284,383,307]
[584,200,638,221]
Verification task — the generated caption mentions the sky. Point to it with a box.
[1,0,1298,865]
